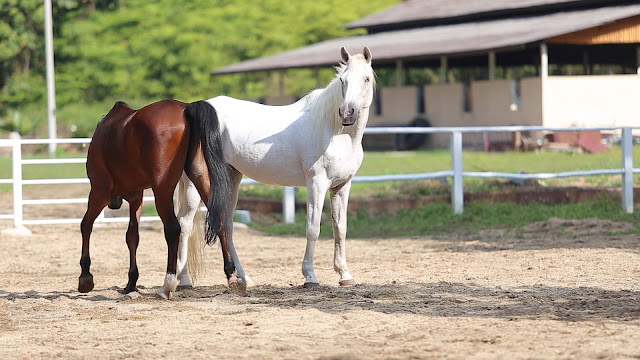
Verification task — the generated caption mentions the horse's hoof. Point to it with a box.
[121,286,137,294]
[228,278,247,297]
[156,289,172,300]
[339,279,356,287]
[177,284,193,291]
[78,275,94,293]
[303,282,320,289]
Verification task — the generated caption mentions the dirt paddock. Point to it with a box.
[1,219,640,359]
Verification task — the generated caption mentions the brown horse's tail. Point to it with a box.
[184,100,231,246]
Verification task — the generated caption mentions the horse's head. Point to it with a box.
[338,46,374,126]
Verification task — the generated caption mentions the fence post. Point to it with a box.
[283,186,296,224]
[451,131,464,214]
[12,135,24,227]
[621,127,634,213]
[3,134,31,236]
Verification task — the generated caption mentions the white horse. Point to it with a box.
[176,46,375,289]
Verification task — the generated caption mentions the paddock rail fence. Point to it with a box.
[0,125,638,232]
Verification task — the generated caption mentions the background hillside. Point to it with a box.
[0,0,399,138]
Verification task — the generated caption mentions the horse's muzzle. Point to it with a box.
[342,117,356,126]
[339,106,356,126]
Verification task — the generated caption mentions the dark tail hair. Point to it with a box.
[183,100,231,245]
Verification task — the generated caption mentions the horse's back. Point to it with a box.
[206,96,313,186]
[87,99,190,193]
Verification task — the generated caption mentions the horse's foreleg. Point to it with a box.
[154,189,181,300]
[123,192,143,294]
[302,180,328,288]
[79,190,108,293]
[330,181,355,286]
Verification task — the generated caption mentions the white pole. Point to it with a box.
[12,135,23,227]
[44,0,57,156]
[283,186,296,224]
[451,131,463,214]
[621,127,634,213]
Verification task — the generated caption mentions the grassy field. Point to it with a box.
[1,146,639,237]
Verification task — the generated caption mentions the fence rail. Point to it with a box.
[1,125,638,232]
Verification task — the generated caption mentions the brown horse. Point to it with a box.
[79,99,245,299]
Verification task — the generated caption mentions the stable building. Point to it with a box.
[212,0,640,149]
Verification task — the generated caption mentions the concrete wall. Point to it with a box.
[272,74,640,150]
[368,86,420,127]
[543,75,640,128]
[367,78,545,149]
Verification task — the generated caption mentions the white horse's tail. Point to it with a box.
[176,177,206,284]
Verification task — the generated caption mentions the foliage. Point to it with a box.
[0,0,400,135]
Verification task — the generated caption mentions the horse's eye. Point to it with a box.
[364,77,370,83]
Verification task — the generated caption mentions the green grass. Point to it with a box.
[252,197,640,238]
[238,146,640,201]
[2,146,639,238]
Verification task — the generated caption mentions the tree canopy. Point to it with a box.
[1,0,399,121]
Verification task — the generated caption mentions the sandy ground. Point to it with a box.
[1,218,640,360]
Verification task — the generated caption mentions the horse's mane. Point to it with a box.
[303,54,374,134]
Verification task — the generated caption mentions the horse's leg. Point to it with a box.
[123,191,143,293]
[176,173,199,289]
[154,187,181,300]
[302,178,329,288]
[185,162,245,295]
[330,180,355,286]
[79,189,109,293]
[227,167,253,286]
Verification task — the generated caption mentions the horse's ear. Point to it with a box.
[340,47,351,63]
[363,46,372,64]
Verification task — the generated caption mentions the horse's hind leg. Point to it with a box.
[176,173,200,289]
[154,187,181,300]
[227,167,253,286]
[123,191,143,294]
[330,181,355,286]
[79,189,109,293]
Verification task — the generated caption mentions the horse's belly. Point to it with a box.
[230,155,307,187]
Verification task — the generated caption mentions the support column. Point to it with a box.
[582,51,591,75]
[488,51,496,80]
[540,43,548,80]
[278,70,285,96]
[396,60,404,87]
[540,43,549,126]
[440,56,448,84]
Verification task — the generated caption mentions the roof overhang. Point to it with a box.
[212,4,640,75]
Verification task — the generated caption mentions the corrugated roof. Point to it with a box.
[346,0,583,30]
[212,4,640,75]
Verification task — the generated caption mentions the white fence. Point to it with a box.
[0,126,638,231]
